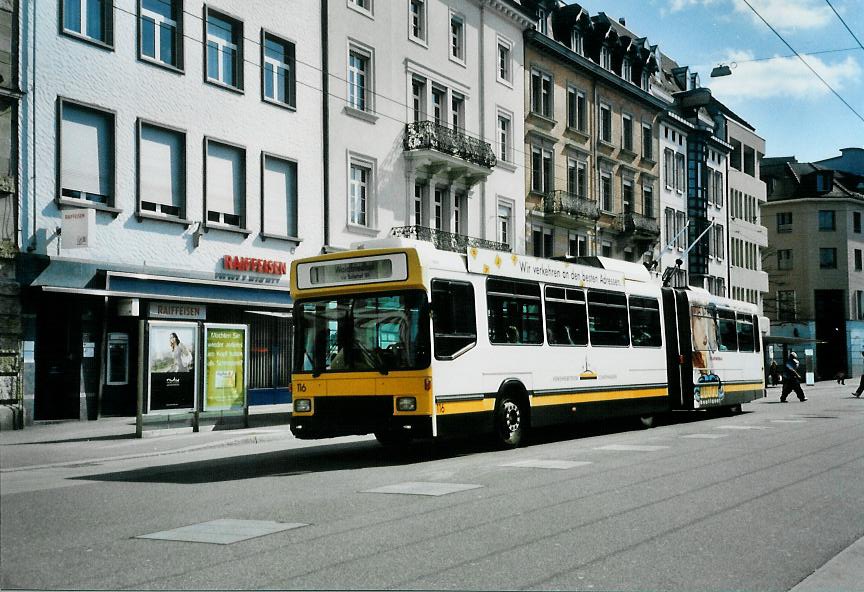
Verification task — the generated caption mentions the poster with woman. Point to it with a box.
[148,321,198,412]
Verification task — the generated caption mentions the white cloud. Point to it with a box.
[707,50,861,101]
[732,0,833,32]
[668,0,832,31]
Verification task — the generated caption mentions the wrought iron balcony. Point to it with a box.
[391,225,508,253]
[618,212,661,236]
[540,190,601,221]
[404,121,497,170]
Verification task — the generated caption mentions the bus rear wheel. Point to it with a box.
[494,395,526,448]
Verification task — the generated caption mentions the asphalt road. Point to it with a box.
[2,385,863,590]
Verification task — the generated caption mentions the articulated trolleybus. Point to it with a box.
[289,238,764,447]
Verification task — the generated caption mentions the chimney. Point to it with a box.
[619,17,626,26]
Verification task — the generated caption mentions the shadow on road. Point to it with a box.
[73,408,745,485]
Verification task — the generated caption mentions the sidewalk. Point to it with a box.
[0,404,300,471]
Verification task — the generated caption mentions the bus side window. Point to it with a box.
[736,313,755,352]
[587,290,630,346]
[717,309,738,352]
[431,279,477,359]
[629,296,662,347]
[487,278,542,345]
[545,286,588,346]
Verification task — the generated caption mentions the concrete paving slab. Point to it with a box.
[680,433,728,439]
[594,444,669,452]
[136,519,307,545]
[362,482,482,496]
[499,459,592,470]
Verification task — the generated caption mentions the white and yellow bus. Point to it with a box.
[289,238,764,447]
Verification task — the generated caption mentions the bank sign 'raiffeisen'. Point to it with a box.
[223,255,287,275]
[467,248,625,289]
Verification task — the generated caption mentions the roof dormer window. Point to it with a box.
[622,57,631,82]
[641,71,650,91]
[537,8,548,35]
[600,46,611,70]
[571,29,583,55]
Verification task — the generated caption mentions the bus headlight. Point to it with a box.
[396,396,417,412]
[294,399,312,413]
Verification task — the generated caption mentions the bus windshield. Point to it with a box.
[294,291,430,374]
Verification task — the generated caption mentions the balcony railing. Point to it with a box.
[391,225,508,253]
[404,121,497,169]
[618,212,661,236]
[541,190,601,221]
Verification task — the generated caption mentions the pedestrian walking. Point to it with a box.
[769,360,780,386]
[853,351,864,398]
[780,351,807,403]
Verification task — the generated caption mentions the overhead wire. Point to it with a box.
[825,0,864,52]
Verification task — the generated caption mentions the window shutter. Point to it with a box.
[206,142,244,217]
[61,103,112,197]
[262,155,297,237]
[140,124,183,207]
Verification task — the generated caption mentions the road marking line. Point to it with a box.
[715,425,771,430]
[770,419,807,424]
[594,444,669,452]
[680,434,728,439]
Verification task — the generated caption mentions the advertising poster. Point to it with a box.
[204,324,247,411]
[147,321,198,412]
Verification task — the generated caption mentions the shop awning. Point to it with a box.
[29,259,100,290]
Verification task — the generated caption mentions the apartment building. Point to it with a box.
[325,0,532,254]
[17,0,324,422]
[522,2,666,262]
[761,148,864,380]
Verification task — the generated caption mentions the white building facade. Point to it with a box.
[18,0,324,421]
[325,0,532,253]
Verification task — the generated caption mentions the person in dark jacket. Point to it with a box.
[780,351,807,403]
[853,351,863,398]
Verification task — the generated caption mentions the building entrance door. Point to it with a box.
[814,290,847,381]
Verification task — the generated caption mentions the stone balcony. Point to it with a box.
[539,191,601,226]
[617,212,661,237]
[403,121,496,186]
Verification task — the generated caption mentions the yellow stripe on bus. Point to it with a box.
[532,387,668,407]
[723,382,764,393]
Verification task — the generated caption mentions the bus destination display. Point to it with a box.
[297,253,408,289]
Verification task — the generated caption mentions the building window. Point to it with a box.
[536,8,547,35]
[622,179,633,213]
[450,93,464,130]
[532,226,553,258]
[62,0,113,46]
[348,46,372,112]
[571,29,583,55]
[713,170,724,207]
[643,184,654,218]
[206,9,242,89]
[262,154,298,239]
[621,57,631,82]
[600,46,611,70]
[622,114,633,152]
[205,139,245,228]
[530,69,553,118]
[567,87,586,131]
[139,0,180,68]
[600,172,612,211]
[413,182,424,226]
[856,249,862,271]
[777,212,792,233]
[567,158,586,198]
[601,241,612,258]
[531,146,553,194]
[433,188,444,230]
[664,149,673,189]
[411,77,425,122]
[498,201,512,246]
[409,0,426,42]
[453,192,465,234]
[262,33,296,108]
[777,249,792,270]
[858,291,864,320]
[675,153,685,192]
[712,225,725,259]
[497,39,511,83]
[431,87,445,125]
[642,124,652,160]
[818,210,836,231]
[349,159,372,227]
[138,122,185,218]
[641,71,650,91]
[450,14,464,62]
[497,113,511,162]
[855,211,861,233]
[819,247,837,269]
[59,100,115,205]
[349,0,373,15]
[599,103,612,143]
[778,290,797,321]
[568,231,587,257]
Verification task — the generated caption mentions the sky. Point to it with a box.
[567,0,864,163]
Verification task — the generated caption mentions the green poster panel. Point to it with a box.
[204,324,247,411]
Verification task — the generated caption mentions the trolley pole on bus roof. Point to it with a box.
[660,219,716,287]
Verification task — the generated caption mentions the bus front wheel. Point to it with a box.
[494,395,526,448]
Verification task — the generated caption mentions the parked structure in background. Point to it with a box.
[325,0,532,254]
[761,147,864,380]
[522,2,665,262]
[15,0,324,424]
